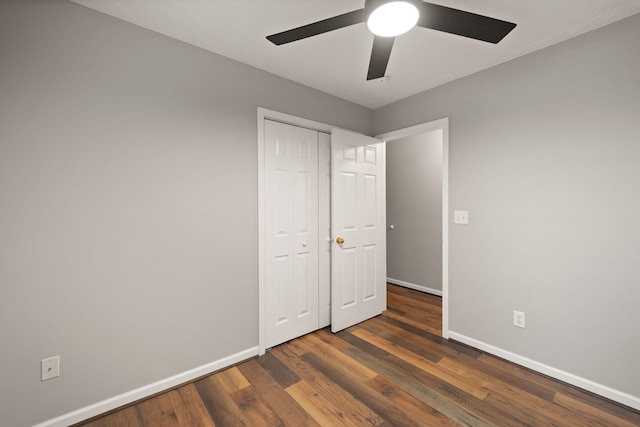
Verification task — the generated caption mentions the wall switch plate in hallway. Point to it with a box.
[41,356,60,381]
[454,210,469,224]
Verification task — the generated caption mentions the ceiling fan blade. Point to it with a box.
[267,9,366,45]
[367,36,395,80]
[418,2,516,44]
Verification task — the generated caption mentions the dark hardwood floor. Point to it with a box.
[77,284,640,426]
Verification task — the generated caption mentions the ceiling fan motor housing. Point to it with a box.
[365,0,423,17]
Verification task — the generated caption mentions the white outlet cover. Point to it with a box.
[513,310,526,329]
[41,356,60,381]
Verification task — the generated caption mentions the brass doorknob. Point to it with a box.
[336,237,345,244]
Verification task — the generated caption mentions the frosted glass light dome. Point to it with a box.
[367,1,420,37]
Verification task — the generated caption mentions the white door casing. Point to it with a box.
[330,128,386,333]
[264,120,319,348]
[318,132,332,328]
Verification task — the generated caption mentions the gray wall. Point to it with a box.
[375,13,640,400]
[2,1,639,424]
[386,131,442,292]
[0,1,372,426]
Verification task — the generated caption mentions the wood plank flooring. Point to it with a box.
[77,284,640,426]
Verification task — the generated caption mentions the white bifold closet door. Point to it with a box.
[264,120,320,348]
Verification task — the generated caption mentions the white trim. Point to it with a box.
[257,110,266,355]
[381,140,388,312]
[376,117,450,339]
[387,277,443,296]
[376,118,448,142]
[34,346,259,427]
[257,108,334,355]
[258,108,333,133]
[449,332,640,411]
[442,122,449,339]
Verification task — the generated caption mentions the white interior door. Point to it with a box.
[331,128,386,332]
[264,120,319,348]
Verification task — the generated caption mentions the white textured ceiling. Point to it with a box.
[69,0,640,109]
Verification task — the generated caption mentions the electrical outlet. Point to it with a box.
[513,311,526,329]
[41,356,60,381]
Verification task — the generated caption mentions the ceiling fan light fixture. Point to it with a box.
[267,0,517,81]
[366,1,420,37]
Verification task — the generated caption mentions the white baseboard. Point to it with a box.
[387,277,442,297]
[448,331,640,411]
[34,346,259,427]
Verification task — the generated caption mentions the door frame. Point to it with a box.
[257,108,333,355]
[376,118,450,339]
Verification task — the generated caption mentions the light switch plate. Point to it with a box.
[41,356,60,381]
[454,210,469,224]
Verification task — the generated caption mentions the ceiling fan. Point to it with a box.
[267,0,516,81]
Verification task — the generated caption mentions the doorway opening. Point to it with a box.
[376,118,449,338]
